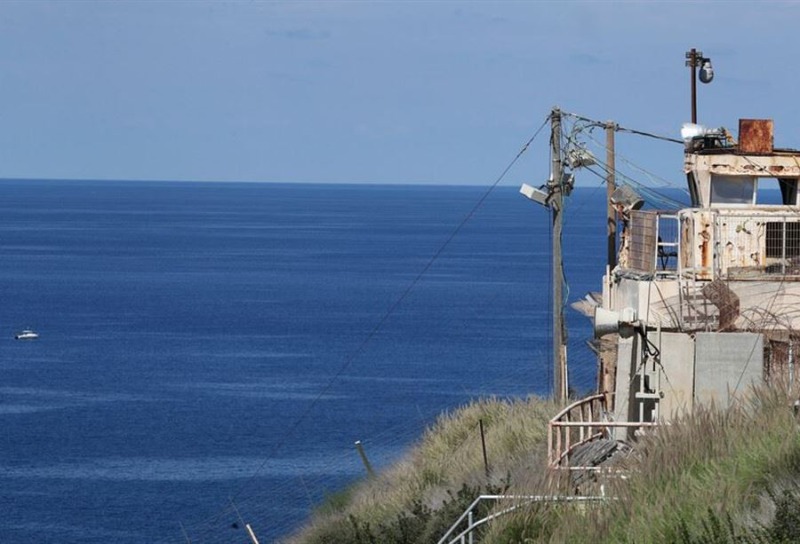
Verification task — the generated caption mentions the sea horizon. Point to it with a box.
[0,180,606,542]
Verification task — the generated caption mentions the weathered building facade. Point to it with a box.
[549,120,800,467]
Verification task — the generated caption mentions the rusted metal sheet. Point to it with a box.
[697,211,714,278]
[689,153,800,176]
[738,119,774,154]
[680,214,694,270]
[627,211,657,273]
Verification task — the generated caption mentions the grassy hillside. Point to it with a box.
[285,395,558,543]
[287,386,800,543]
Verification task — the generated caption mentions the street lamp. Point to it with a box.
[686,48,714,124]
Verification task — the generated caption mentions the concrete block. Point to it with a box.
[695,332,763,407]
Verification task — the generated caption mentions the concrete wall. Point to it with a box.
[613,334,637,440]
[611,277,682,330]
[694,332,763,407]
[656,332,695,419]
[612,330,763,428]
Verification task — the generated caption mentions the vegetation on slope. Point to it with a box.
[288,386,800,543]
[285,396,558,543]
[485,385,800,543]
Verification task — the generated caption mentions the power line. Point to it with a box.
[173,116,552,542]
[562,110,683,145]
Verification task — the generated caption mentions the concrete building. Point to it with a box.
[549,119,800,467]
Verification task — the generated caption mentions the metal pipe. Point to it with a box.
[437,495,612,544]
[690,48,698,123]
[479,419,490,478]
[606,122,616,269]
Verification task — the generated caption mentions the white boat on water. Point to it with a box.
[15,330,38,340]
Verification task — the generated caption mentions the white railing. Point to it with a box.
[437,494,609,544]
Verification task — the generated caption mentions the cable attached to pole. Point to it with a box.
[175,115,552,543]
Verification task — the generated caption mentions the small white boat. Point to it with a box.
[15,330,39,340]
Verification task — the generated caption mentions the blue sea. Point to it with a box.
[0,180,610,543]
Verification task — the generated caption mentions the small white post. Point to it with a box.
[789,338,794,389]
[230,497,261,544]
[245,523,260,544]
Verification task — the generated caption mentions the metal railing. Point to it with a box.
[624,211,680,276]
[437,494,609,544]
[678,271,718,331]
[547,394,608,468]
[623,209,800,280]
[655,214,680,276]
[547,394,658,469]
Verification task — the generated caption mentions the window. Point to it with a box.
[766,221,800,259]
[711,175,755,206]
[756,177,798,205]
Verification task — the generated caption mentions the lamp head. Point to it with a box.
[610,185,644,213]
[699,58,714,84]
[519,183,551,208]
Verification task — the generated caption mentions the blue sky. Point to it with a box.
[1,1,798,185]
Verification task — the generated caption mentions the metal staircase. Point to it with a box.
[679,273,718,331]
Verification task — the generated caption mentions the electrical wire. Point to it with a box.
[562,110,683,145]
[558,113,690,212]
[575,129,688,209]
[173,116,552,542]
[179,109,692,542]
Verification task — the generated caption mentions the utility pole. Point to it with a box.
[550,107,567,404]
[603,121,617,411]
[688,48,698,124]
[606,122,616,269]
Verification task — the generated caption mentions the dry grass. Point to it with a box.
[285,395,559,543]
[484,384,800,543]
[287,384,800,544]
